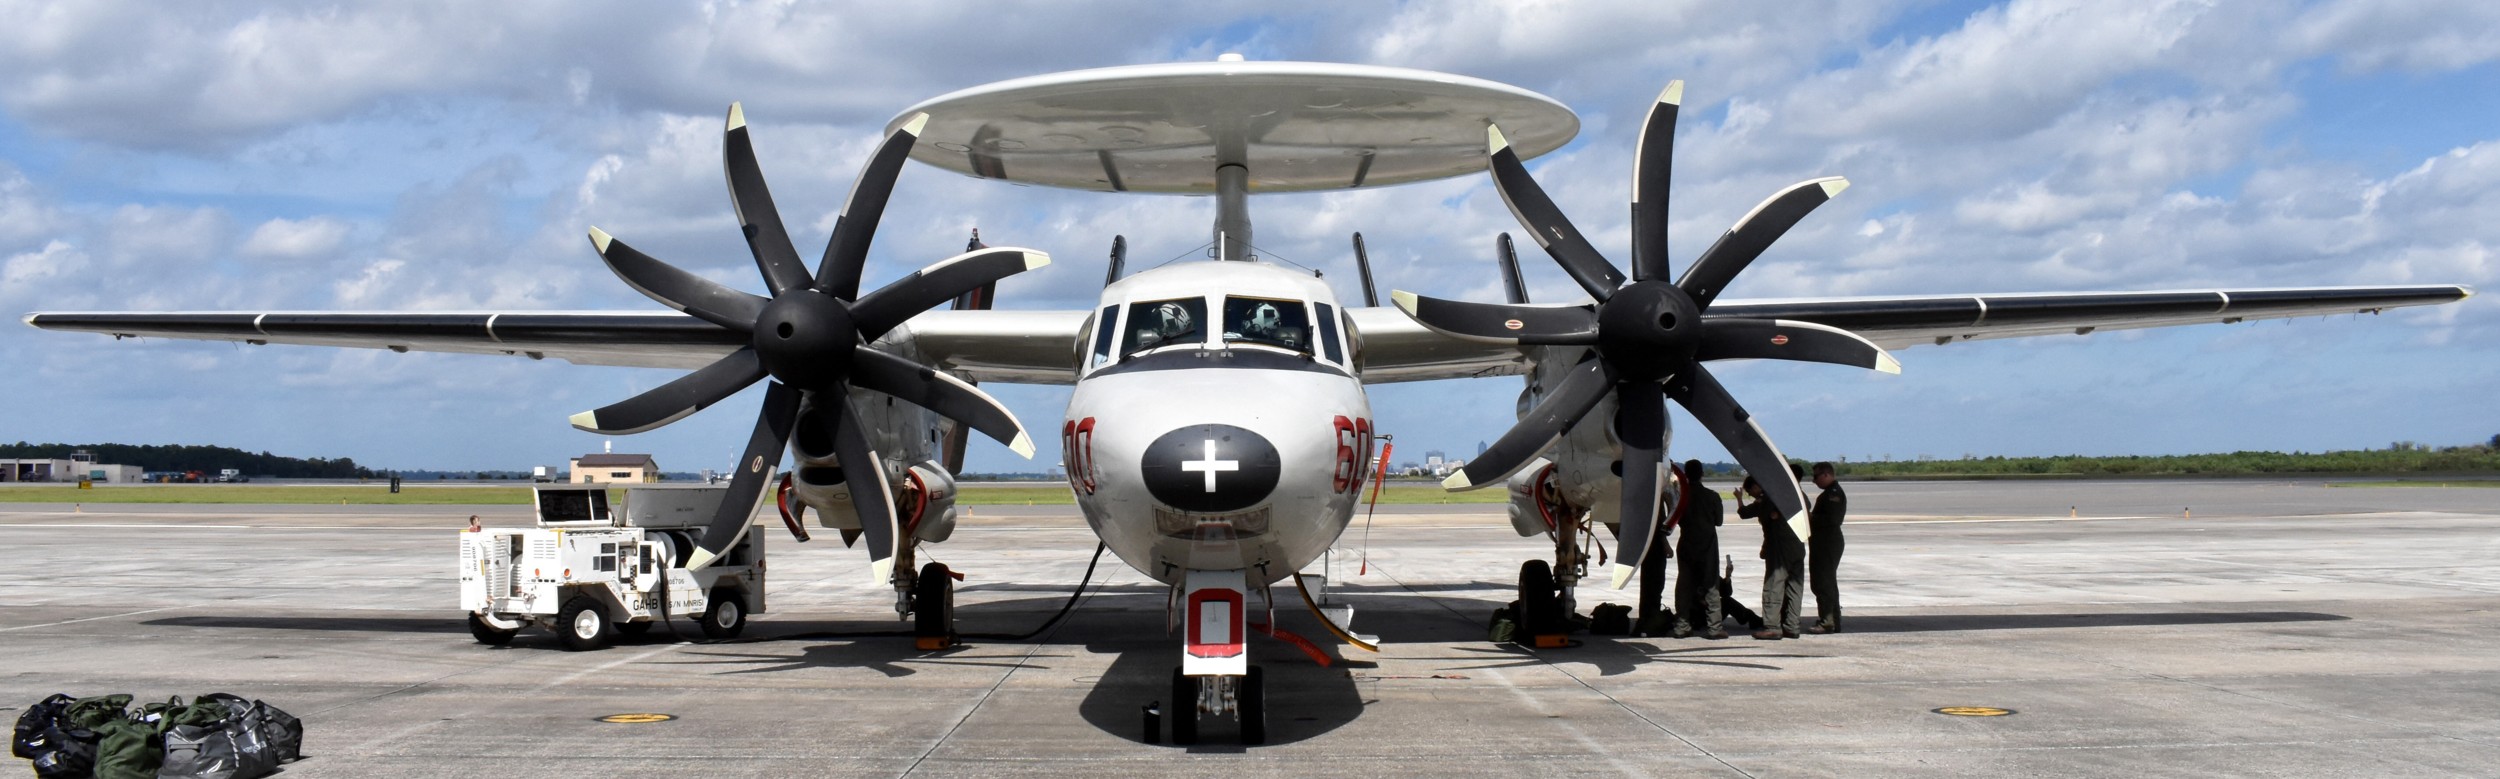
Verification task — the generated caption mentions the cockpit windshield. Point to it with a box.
[1119,297,1206,358]
[1222,296,1312,354]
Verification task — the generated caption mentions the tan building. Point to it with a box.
[570,453,659,484]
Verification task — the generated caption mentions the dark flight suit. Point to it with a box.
[1673,486,1723,636]
[1742,498,1806,635]
[1808,482,1848,631]
[1636,487,1679,630]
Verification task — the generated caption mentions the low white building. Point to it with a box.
[2,458,143,483]
[570,453,660,484]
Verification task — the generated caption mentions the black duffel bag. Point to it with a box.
[27,722,99,779]
[12,693,73,759]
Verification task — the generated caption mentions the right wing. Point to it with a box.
[22,308,1091,384]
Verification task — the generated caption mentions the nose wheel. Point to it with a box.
[1167,666,1265,745]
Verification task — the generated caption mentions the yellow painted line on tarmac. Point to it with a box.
[597,713,677,724]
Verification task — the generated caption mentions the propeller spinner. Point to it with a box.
[1393,81,1897,590]
[570,105,1046,582]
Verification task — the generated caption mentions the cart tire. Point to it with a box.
[1169,667,1199,746]
[701,587,747,639]
[913,562,953,640]
[618,620,654,637]
[466,613,518,646]
[557,596,612,651]
[1239,665,1267,744]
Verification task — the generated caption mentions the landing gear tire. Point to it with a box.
[1517,559,1561,638]
[1169,668,1199,746]
[700,587,747,639]
[914,562,955,644]
[557,596,613,651]
[466,612,518,646]
[1239,665,1267,745]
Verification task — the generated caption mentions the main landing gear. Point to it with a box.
[912,561,957,651]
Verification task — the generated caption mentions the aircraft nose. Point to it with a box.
[1138,424,1281,513]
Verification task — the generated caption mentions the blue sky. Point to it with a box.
[2,0,2494,474]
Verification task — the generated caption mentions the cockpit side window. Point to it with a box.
[1314,302,1343,364]
[1222,296,1313,354]
[1120,297,1207,358]
[1090,305,1119,368]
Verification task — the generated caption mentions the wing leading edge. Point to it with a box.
[1343,284,2470,382]
[21,308,1091,384]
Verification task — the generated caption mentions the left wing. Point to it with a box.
[22,308,1091,384]
[1346,284,2471,382]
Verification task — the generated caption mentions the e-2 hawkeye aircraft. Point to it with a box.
[24,60,2472,744]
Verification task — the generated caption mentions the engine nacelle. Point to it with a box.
[790,458,959,544]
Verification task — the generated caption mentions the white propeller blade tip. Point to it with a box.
[900,112,930,137]
[726,102,746,131]
[870,557,896,586]
[1389,290,1420,315]
[1486,124,1510,154]
[1876,351,1902,375]
[586,226,614,254]
[1009,432,1036,459]
[1609,563,1637,590]
[1022,250,1051,270]
[1440,470,1473,490]
[1820,177,1851,198]
[683,547,718,571]
[1659,81,1684,107]
[567,410,601,432]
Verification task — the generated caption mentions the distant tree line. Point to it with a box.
[1825,440,2500,479]
[0,442,377,479]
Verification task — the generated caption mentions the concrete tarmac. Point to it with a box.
[3,479,2497,776]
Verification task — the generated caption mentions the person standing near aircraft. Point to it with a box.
[1738,475,1805,639]
[1632,466,1678,635]
[1806,462,1848,634]
[1671,460,1724,639]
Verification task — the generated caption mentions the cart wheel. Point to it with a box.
[913,562,954,641]
[1169,667,1199,746]
[557,596,612,651]
[1239,665,1267,745]
[466,613,518,646]
[618,620,654,637]
[701,587,747,639]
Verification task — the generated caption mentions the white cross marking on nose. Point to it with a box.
[1180,439,1237,493]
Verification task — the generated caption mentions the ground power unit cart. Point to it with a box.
[460,484,766,650]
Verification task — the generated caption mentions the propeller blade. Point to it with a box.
[1696,318,1901,374]
[848,247,1051,339]
[1497,232,1529,304]
[824,396,900,585]
[1630,81,1683,283]
[685,381,800,570]
[587,227,768,331]
[814,113,930,298]
[848,347,1035,458]
[1608,380,1667,589]
[1390,290,1598,345]
[1444,357,1616,490]
[1352,232,1379,307]
[568,348,768,434]
[1486,125,1626,301]
[1676,176,1849,310]
[722,103,814,296]
[1664,363,1812,544]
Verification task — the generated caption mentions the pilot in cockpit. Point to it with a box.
[1138,301,1196,350]
[1241,302,1283,341]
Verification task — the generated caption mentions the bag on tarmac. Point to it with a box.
[157,698,277,779]
[27,723,97,779]
[13,692,74,758]
[64,693,134,729]
[1589,603,1633,636]
[1488,602,1520,643]
[251,699,303,762]
[91,717,163,779]
[1632,608,1678,637]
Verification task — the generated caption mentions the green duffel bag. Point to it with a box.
[64,694,133,730]
[1488,602,1520,643]
[91,717,161,779]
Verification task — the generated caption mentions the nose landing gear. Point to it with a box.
[1168,665,1266,745]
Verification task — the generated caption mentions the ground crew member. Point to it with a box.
[1634,465,1679,634]
[1671,460,1724,639]
[1737,475,1806,639]
[1806,462,1848,634]
[465,515,482,532]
